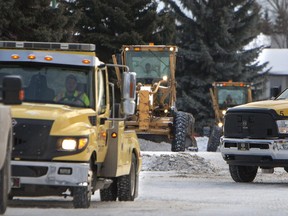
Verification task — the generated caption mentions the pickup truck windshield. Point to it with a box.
[0,62,94,108]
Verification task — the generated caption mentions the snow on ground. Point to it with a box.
[139,137,228,175]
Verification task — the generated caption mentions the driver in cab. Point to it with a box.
[54,74,89,106]
[144,63,158,77]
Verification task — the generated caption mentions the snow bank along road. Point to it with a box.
[5,138,288,216]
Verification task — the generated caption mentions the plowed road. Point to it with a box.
[5,152,288,216]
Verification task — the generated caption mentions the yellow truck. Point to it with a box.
[113,44,197,152]
[208,81,252,151]
[0,76,22,214]
[220,88,288,182]
[0,41,142,208]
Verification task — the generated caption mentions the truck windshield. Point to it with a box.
[125,50,171,82]
[0,62,94,108]
[217,87,248,109]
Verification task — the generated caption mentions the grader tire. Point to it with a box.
[171,111,188,152]
[207,126,222,152]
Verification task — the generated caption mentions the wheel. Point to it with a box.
[0,153,9,214]
[207,125,222,152]
[284,167,288,172]
[100,178,117,201]
[118,154,137,201]
[229,165,258,182]
[73,163,94,208]
[171,111,188,152]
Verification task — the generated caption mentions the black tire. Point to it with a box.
[171,111,189,152]
[118,154,137,201]
[207,126,222,152]
[284,167,288,173]
[229,165,258,182]
[73,165,93,208]
[100,179,117,201]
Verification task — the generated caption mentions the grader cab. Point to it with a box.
[207,81,252,151]
[113,44,197,152]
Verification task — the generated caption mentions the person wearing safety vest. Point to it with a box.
[54,74,90,106]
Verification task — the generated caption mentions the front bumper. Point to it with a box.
[11,160,89,187]
[220,138,288,167]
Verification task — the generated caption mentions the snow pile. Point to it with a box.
[141,152,218,174]
[139,137,225,174]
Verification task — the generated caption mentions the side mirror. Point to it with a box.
[122,72,136,115]
[2,75,23,105]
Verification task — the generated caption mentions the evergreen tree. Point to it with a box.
[259,9,273,35]
[70,0,175,62]
[162,0,268,133]
[0,0,79,42]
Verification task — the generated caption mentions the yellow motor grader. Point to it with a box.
[208,81,252,151]
[113,44,197,152]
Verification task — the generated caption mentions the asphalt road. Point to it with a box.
[4,152,288,216]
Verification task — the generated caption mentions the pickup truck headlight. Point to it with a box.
[57,137,88,151]
[276,120,288,134]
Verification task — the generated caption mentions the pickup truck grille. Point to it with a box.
[12,118,55,160]
[224,141,269,149]
[224,109,279,139]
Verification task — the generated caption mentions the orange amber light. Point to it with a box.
[111,132,117,138]
[19,90,25,101]
[82,59,91,64]
[44,56,53,61]
[101,131,107,138]
[11,54,20,59]
[28,54,36,60]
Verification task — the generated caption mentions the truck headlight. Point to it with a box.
[57,137,88,151]
[62,139,77,150]
[276,120,288,134]
[275,140,288,150]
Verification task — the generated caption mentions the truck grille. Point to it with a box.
[12,118,55,160]
[224,142,269,149]
[224,109,279,139]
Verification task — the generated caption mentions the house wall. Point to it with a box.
[261,75,288,100]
